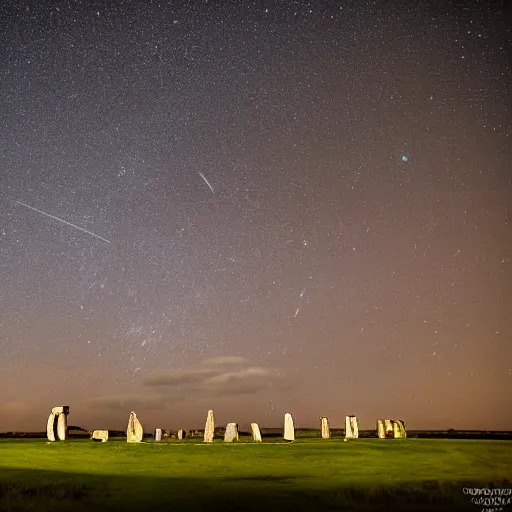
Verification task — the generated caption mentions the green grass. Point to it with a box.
[0,438,510,511]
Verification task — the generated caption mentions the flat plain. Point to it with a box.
[1,438,510,511]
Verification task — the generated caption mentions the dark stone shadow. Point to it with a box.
[0,467,504,512]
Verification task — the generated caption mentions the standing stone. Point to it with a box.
[56,412,68,441]
[377,420,386,439]
[320,417,330,439]
[178,429,186,440]
[345,415,359,439]
[92,430,109,442]
[283,413,295,441]
[398,420,407,438]
[154,428,162,442]
[250,423,262,442]
[46,412,57,442]
[204,410,215,443]
[47,406,69,442]
[392,419,407,438]
[127,411,144,443]
[224,423,239,442]
[384,419,394,438]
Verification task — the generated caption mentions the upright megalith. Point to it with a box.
[284,413,295,442]
[204,410,215,443]
[378,419,406,438]
[178,429,186,440]
[46,406,70,442]
[127,411,144,443]
[224,423,239,442]
[47,412,57,442]
[345,415,359,439]
[384,419,394,438]
[154,429,162,442]
[251,423,262,442]
[377,420,386,439]
[320,417,330,439]
[392,419,407,438]
[56,410,68,441]
[92,430,109,442]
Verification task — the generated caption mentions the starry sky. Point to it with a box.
[1,0,510,433]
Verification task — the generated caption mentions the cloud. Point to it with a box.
[84,395,166,411]
[205,367,271,385]
[204,367,281,396]
[142,356,251,387]
[141,359,288,398]
[143,368,218,387]
[201,356,250,366]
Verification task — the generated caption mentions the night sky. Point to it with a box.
[1,0,510,433]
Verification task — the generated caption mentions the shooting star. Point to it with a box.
[198,172,214,194]
[16,201,111,243]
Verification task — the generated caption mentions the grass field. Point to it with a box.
[1,438,511,511]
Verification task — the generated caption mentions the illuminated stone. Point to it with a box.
[127,411,143,443]
[47,406,69,442]
[224,423,238,442]
[204,410,215,443]
[284,413,295,441]
[92,430,109,442]
[345,415,359,439]
[46,412,56,442]
[384,419,394,438]
[251,423,262,442]
[320,417,330,439]
[377,419,386,439]
[393,419,407,438]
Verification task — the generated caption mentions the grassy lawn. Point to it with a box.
[0,438,510,511]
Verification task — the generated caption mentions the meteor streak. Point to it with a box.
[16,201,111,243]
[198,172,214,194]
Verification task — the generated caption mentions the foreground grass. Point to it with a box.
[0,438,510,511]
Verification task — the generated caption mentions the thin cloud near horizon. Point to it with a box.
[87,359,292,410]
